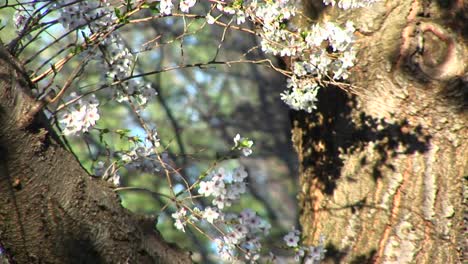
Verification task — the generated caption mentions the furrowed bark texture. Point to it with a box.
[293,1,467,263]
[0,47,191,263]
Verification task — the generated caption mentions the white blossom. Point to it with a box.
[172,208,188,232]
[160,0,174,15]
[281,79,319,113]
[198,180,214,196]
[206,14,216,24]
[203,207,220,223]
[59,93,100,135]
[283,229,300,247]
[180,0,196,13]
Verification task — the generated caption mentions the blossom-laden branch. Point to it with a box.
[1,0,382,262]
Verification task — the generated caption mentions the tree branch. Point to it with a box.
[0,45,191,264]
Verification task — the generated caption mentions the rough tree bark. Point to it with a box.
[0,47,192,263]
[292,1,467,263]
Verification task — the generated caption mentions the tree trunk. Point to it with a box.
[0,47,191,263]
[292,1,467,263]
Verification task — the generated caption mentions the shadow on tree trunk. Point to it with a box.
[292,86,431,195]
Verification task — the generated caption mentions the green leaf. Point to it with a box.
[125,0,133,11]
[114,8,122,19]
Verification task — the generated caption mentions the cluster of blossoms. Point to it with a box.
[171,206,271,261]
[96,35,157,107]
[171,206,270,261]
[94,131,161,185]
[57,1,156,104]
[144,0,379,114]
[215,209,271,261]
[53,1,112,30]
[250,1,298,56]
[199,0,357,112]
[170,136,271,261]
[283,229,326,263]
[203,0,379,112]
[115,79,157,106]
[58,93,100,135]
[91,126,161,186]
[171,207,191,232]
[280,21,356,112]
[36,0,156,134]
[171,206,221,232]
[160,0,197,14]
[281,77,320,113]
[121,145,162,173]
[170,165,270,261]
[199,167,248,209]
[240,0,357,112]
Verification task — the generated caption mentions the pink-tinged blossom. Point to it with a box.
[283,230,300,247]
[198,180,214,196]
[13,10,28,29]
